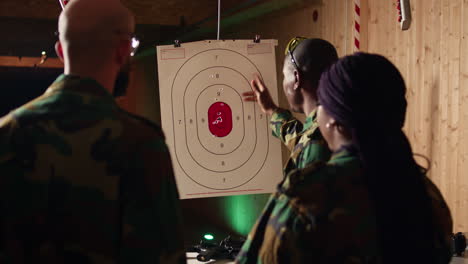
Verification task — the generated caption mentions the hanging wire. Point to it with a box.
[217,0,221,40]
[344,0,348,53]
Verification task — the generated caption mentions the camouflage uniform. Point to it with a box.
[270,108,330,174]
[0,75,185,264]
[236,148,453,264]
[235,108,331,263]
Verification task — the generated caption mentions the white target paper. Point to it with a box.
[157,39,282,199]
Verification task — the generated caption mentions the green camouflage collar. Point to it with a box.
[48,74,115,100]
[281,147,359,195]
[328,146,357,165]
[301,109,318,132]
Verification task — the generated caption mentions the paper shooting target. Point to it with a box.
[157,40,282,199]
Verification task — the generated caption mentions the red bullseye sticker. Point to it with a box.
[208,102,233,137]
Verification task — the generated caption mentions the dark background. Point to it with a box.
[0,66,61,116]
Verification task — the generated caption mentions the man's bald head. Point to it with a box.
[58,0,135,60]
[285,38,338,88]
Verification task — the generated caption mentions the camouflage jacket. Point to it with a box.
[235,148,453,264]
[270,109,330,175]
[0,75,185,264]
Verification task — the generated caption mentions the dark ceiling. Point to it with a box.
[0,0,274,57]
[0,0,320,58]
[0,0,262,25]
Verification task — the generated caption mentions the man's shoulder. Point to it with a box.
[300,123,322,141]
[295,125,329,160]
[7,93,51,118]
[0,112,16,126]
[0,96,41,138]
[287,152,362,192]
[118,109,165,139]
[0,113,19,138]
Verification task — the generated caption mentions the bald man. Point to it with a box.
[243,38,338,175]
[236,38,338,263]
[0,0,185,263]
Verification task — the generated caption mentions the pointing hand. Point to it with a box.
[242,73,278,115]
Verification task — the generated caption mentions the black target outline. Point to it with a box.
[194,83,246,155]
[171,48,270,190]
[184,68,259,172]
[185,73,256,172]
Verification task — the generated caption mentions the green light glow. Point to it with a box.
[204,234,214,240]
[224,194,270,236]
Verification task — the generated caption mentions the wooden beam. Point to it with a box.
[0,56,63,68]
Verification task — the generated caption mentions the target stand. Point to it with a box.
[157,39,282,199]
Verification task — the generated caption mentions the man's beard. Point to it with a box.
[113,60,131,97]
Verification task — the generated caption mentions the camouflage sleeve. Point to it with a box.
[270,109,304,152]
[292,136,330,170]
[277,164,378,263]
[235,194,277,264]
[120,137,185,264]
[239,162,378,264]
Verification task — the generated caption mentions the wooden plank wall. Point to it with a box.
[227,0,468,232]
[362,0,468,233]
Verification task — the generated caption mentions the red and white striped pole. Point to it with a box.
[353,0,361,51]
[59,0,70,10]
[397,0,412,31]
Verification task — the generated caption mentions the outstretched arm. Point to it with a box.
[242,74,303,151]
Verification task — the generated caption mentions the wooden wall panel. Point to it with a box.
[460,0,468,233]
[337,0,468,232]
[227,0,468,232]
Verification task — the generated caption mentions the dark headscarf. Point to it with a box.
[318,52,406,132]
[318,52,439,263]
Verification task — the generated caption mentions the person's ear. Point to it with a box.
[55,41,64,62]
[293,69,301,90]
[115,39,131,65]
[325,118,337,129]
[336,123,352,140]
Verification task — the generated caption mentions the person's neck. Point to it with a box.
[331,138,353,152]
[64,63,115,94]
[302,93,318,117]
